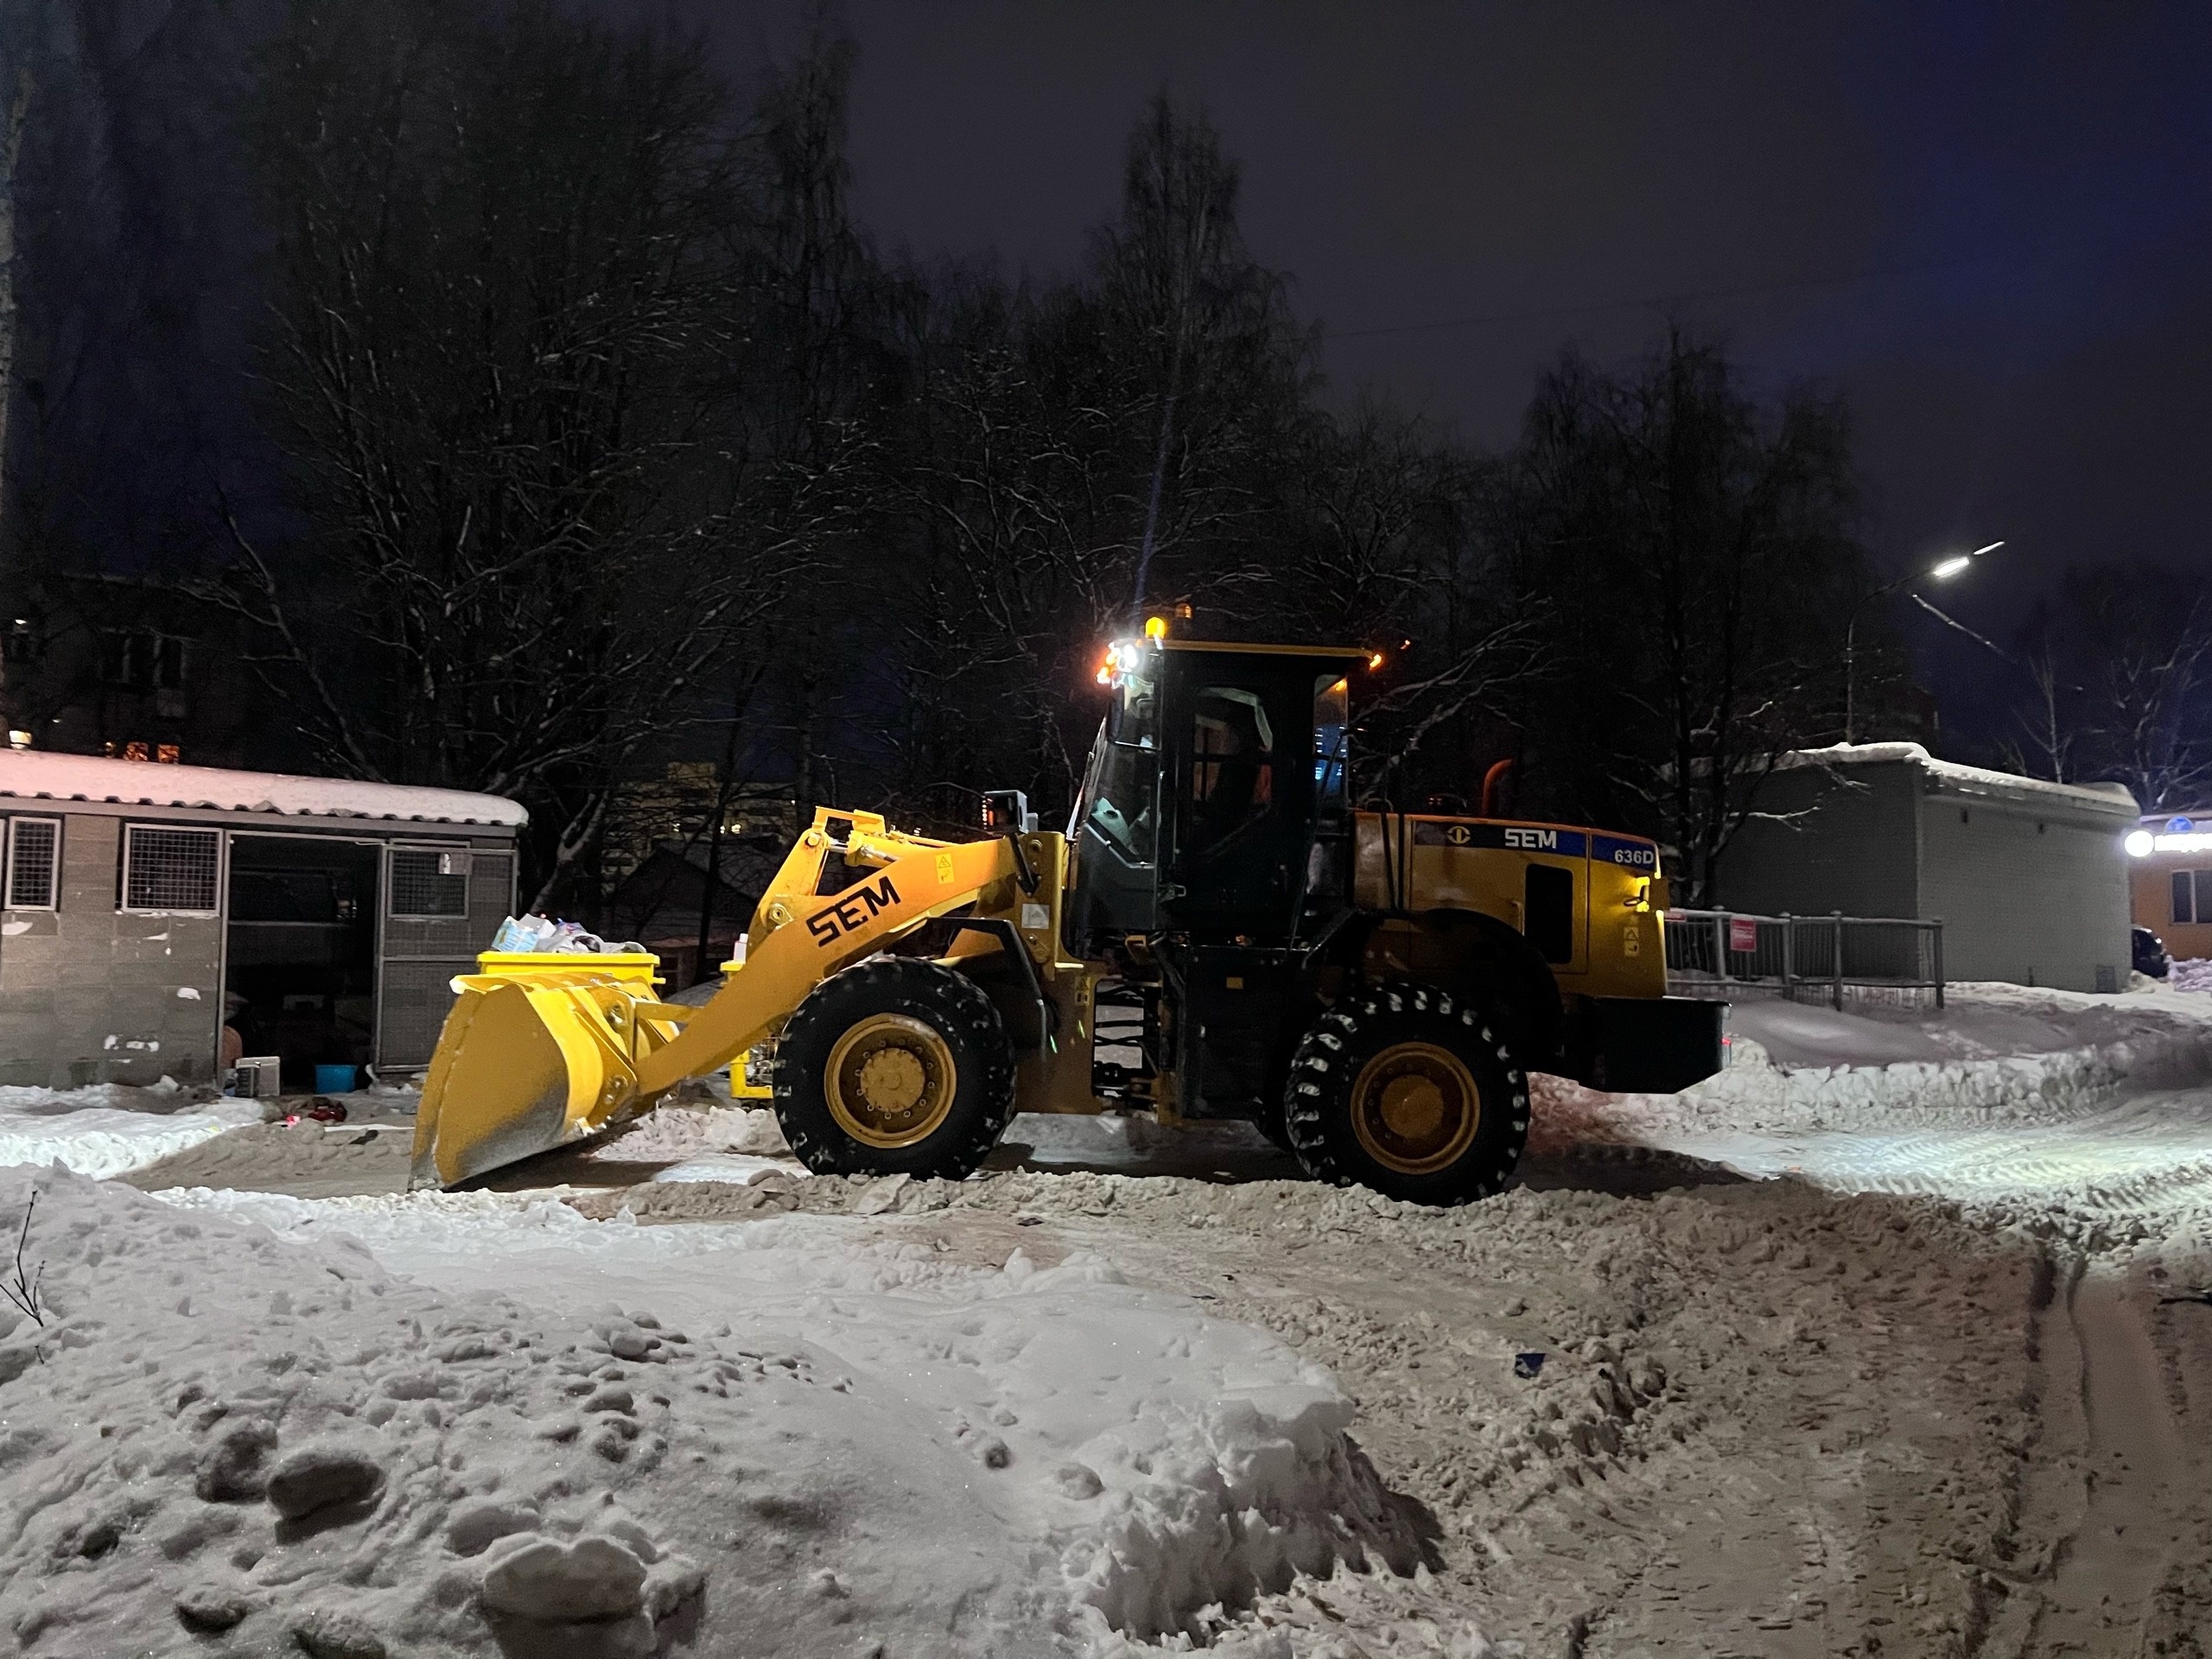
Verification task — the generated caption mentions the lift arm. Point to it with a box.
[408,810,1024,1188]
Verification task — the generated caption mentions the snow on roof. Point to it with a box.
[1777,741,2139,813]
[0,749,526,827]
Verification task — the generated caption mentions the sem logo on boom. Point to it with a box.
[806,875,901,945]
[1504,828,1558,850]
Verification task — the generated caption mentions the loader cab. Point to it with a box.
[1069,637,1367,952]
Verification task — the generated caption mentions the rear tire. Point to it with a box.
[773,958,1015,1179]
[1283,982,1529,1205]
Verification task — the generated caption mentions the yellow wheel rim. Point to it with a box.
[1349,1041,1482,1176]
[823,1014,958,1149]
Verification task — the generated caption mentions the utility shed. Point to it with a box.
[1715,742,2137,993]
[0,752,524,1089]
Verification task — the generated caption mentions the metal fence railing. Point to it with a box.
[1663,908,1945,1009]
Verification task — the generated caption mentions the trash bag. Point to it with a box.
[489,914,641,956]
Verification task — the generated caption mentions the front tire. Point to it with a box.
[1283,982,1529,1205]
[773,958,1015,1179]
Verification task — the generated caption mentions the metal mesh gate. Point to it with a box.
[376,849,513,1071]
[389,849,469,918]
[376,959,466,1069]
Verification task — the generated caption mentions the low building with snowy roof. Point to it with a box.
[1713,742,2137,995]
[0,750,524,1090]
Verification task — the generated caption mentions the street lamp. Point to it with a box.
[1843,541,2001,743]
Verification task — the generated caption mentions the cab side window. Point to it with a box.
[1185,686,1274,856]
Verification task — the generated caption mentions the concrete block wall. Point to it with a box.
[1716,765,1921,918]
[0,813,222,1086]
[1916,789,2132,993]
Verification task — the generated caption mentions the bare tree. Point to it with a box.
[1495,334,1866,903]
[2058,563,2212,810]
[0,41,31,525]
[1994,603,2077,784]
[230,0,839,906]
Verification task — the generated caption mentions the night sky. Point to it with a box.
[28,2,2212,754]
[722,0,2212,747]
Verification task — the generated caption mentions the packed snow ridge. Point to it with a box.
[1535,980,2212,1148]
[0,1082,261,1180]
[0,1171,1428,1656]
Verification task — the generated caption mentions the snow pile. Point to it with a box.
[595,1106,1292,1186]
[2171,957,2212,994]
[1535,983,2212,1152]
[1519,984,2212,1242]
[0,1171,1430,1653]
[1090,1566,1492,1657]
[589,1104,796,1185]
[591,1103,788,1162]
[0,1084,263,1179]
[1007,1112,1282,1171]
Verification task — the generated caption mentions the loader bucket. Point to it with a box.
[408,818,1024,1187]
[409,954,665,1189]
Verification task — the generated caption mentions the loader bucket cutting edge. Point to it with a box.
[410,978,636,1189]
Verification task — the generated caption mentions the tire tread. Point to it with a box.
[1282,982,1529,1206]
[772,957,1015,1179]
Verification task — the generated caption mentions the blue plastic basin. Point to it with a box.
[314,1064,357,1095]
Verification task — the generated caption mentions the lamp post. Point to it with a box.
[1843,541,2001,743]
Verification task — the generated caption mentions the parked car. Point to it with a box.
[2133,925,2171,981]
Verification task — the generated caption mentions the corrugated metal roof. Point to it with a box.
[0,751,527,827]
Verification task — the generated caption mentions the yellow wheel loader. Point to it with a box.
[410,634,1726,1205]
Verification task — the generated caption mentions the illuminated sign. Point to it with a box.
[2126,830,2212,856]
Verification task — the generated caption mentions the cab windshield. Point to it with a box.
[1072,668,1159,862]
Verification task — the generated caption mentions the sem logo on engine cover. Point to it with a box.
[806,874,902,945]
[1414,821,1588,855]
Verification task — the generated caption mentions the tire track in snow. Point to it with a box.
[1978,1265,2199,1657]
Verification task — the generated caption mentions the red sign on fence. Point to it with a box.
[1727,916,1759,953]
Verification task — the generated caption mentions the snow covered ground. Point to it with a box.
[10,978,2212,1654]
[1537,982,2212,1250]
[0,1172,1436,1656]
